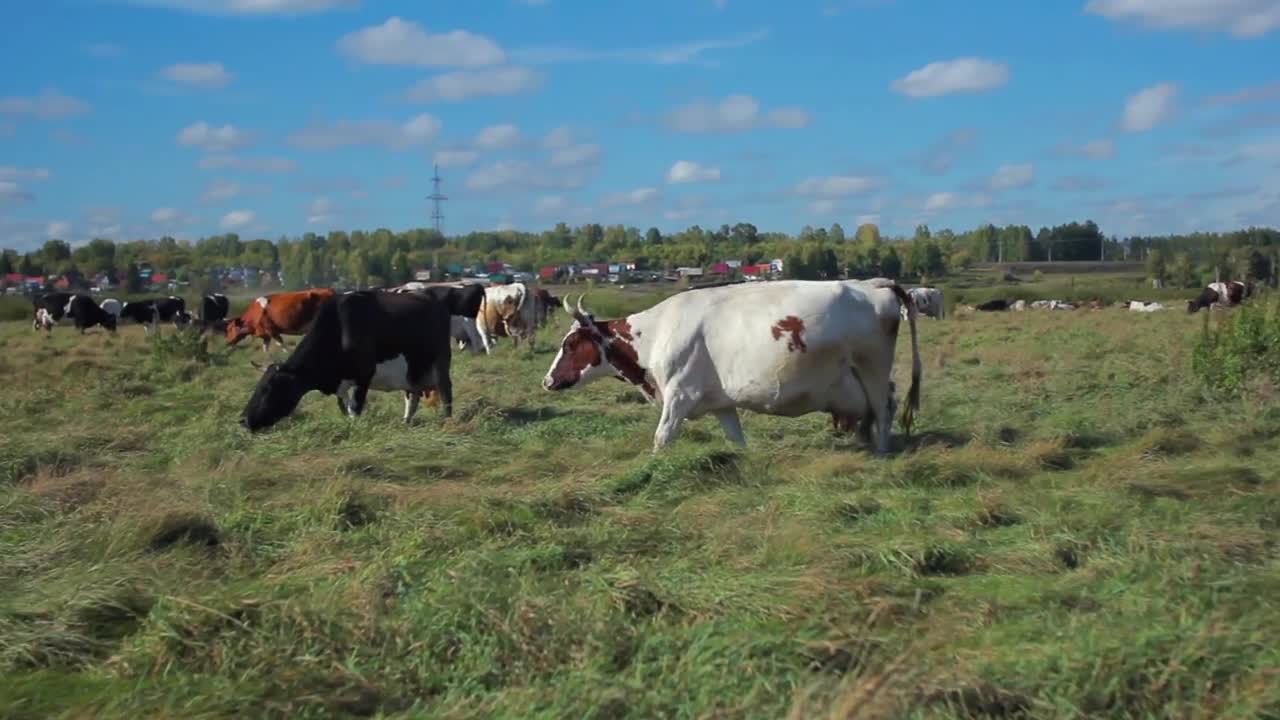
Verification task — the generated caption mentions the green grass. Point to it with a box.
[2,282,1279,719]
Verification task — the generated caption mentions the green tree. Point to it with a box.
[0,250,14,275]
[1169,252,1197,288]
[829,223,846,244]
[881,247,902,278]
[645,227,663,245]
[855,223,881,248]
[1146,249,1167,286]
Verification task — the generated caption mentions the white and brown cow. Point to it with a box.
[475,282,541,353]
[541,279,922,455]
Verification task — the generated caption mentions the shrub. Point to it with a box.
[1192,298,1280,397]
[1032,270,1044,283]
[146,328,217,366]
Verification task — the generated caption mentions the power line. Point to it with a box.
[428,164,447,235]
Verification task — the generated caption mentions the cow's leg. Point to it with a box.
[348,383,371,417]
[273,333,289,351]
[261,336,271,353]
[403,391,420,424]
[653,391,693,452]
[435,372,453,419]
[335,381,352,416]
[714,408,746,448]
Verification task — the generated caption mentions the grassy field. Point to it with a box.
[2,281,1278,719]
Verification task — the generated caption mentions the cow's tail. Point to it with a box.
[888,284,922,436]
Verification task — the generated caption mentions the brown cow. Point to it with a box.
[226,288,337,352]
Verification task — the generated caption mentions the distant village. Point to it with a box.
[2,258,788,296]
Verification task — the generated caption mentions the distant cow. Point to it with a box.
[906,287,944,319]
[118,296,189,334]
[226,288,337,352]
[99,298,123,319]
[1186,281,1246,313]
[476,282,540,353]
[32,291,75,331]
[240,290,456,432]
[975,299,1009,312]
[66,294,117,334]
[533,287,560,327]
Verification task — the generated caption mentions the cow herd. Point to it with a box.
[22,274,1259,455]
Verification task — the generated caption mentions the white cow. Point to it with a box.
[541,279,922,455]
[476,282,539,353]
[1128,301,1164,312]
[906,287,944,319]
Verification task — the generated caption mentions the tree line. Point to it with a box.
[3,220,1278,292]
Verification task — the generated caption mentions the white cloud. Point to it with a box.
[667,160,722,184]
[989,163,1035,190]
[151,207,180,223]
[403,66,543,103]
[807,199,838,214]
[0,180,35,204]
[534,195,568,214]
[198,154,297,173]
[600,187,660,208]
[0,89,91,119]
[465,160,592,192]
[794,175,885,197]
[125,0,358,15]
[177,121,249,151]
[82,43,124,58]
[713,0,728,7]
[663,94,811,134]
[513,28,769,66]
[337,17,504,68]
[549,143,601,168]
[220,209,255,230]
[1085,0,1280,38]
[473,123,522,150]
[46,221,71,238]
[0,166,52,182]
[287,114,441,151]
[199,179,242,203]
[307,197,337,225]
[890,57,1009,98]
[434,149,478,168]
[1122,82,1179,132]
[923,191,992,212]
[1059,138,1116,159]
[542,126,576,149]
[161,62,233,90]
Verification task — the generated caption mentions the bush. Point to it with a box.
[146,327,217,366]
[1192,298,1280,397]
[1032,270,1044,283]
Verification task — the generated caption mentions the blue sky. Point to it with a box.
[1,0,1278,251]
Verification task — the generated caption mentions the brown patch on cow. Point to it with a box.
[770,315,807,353]
[604,332,655,399]
[611,318,635,342]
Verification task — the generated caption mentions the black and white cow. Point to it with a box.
[190,293,231,333]
[66,294,117,334]
[1186,281,1247,313]
[32,291,75,331]
[239,289,458,432]
[118,296,189,334]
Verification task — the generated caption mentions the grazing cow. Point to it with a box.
[541,279,922,455]
[239,290,455,432]
[475,282,540,353]
[975,299,1009,312]
[118,296,189,334]
[906,287,944,319]
[1011,300,1028,312]
[1187,281,1247,313]
[66,294,117,334]
[226,288,337,352]
[32,291,75,331]
[200,293,230,324]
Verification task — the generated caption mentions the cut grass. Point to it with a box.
[1,291,1278,719]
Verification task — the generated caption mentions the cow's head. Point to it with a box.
[225,318,251,346]
[543,295,615,391]
[240,361,307,432]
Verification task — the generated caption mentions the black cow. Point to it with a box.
[975,299,1010,312]
[240,290,457,432]
[191,293,231,333]
[32,291,75,331]
[66,294,117,334]
[118,296,189,333]
[389,283,488,352]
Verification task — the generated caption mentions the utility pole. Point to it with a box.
[427,164,446,277]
